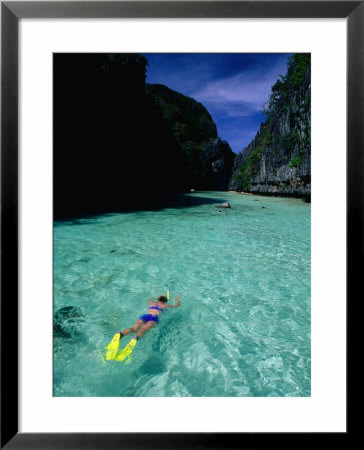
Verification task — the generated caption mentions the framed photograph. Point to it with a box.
[2,1,358,448]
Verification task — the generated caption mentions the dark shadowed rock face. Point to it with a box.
[54,54,190,219]
[200,138,235,190]
[229,54,311,201]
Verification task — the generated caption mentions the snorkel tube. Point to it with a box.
[166,290,170,302]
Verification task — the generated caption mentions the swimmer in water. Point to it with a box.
[118,294,181,341]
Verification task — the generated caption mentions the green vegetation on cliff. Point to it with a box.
[264,54,311,119]
[146,83,217,149]
[146,83,234,190]
[235,124,272,190]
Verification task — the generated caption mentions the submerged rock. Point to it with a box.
[54,306,85,338]
[110,248,138,256]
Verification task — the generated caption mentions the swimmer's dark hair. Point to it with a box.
[158,295,168,303]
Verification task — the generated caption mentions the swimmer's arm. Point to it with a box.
[148,297,156,305]
[166,295,181,308]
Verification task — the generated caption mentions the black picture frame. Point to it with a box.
[1,1,358,448]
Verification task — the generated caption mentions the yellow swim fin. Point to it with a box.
[105,332,121,360]
[114,338,137,362]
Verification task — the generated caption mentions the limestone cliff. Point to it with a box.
[229,54,311,201]
[146,83,235,190]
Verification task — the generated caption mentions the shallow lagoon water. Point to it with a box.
[53,191,310,397]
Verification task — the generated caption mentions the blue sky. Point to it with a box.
[144,53,293,153]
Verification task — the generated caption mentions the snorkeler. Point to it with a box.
[118,294,181,341]
[105,294,181,362]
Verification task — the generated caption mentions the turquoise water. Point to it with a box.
[53,191,310,397]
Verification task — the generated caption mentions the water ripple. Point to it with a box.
[54,192,310,397]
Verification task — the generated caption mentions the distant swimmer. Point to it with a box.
[105,293,181,362]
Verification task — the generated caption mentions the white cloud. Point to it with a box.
[190,58,288,116]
